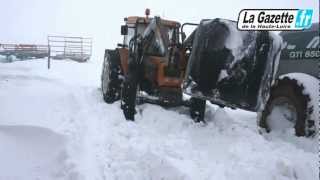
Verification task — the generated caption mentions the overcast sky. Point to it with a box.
[1,0,318,59]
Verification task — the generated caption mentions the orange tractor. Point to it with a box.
[101,10,198,120]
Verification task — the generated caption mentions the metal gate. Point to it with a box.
[47,36,93,65]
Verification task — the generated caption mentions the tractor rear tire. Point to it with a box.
[189,97,206,123]
[259,78,315,137]
[101,50,123,103]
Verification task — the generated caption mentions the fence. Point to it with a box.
[47,36,93,63]
[0,36,93,68]
[0,44,49,60]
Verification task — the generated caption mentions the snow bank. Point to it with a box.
[0,59,317,180]
[0,125,79,180]
[0,55,19,63]
[0,55,6,62]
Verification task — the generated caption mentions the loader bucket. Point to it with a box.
[183,19,282,111]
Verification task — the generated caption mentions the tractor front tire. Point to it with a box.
[101,50,123,104]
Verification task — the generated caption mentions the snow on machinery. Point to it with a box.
[101,10,318,137]
[183,19,283,121]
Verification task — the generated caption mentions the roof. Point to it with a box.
[126,16,180,28]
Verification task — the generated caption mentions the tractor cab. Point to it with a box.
[117,11,187,97]
[121,16,181,51]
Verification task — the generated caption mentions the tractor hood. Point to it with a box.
[183,19,283,111]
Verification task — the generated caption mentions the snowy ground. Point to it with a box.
[0,59,318,180]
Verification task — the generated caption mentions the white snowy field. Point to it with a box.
[0,59,318,180]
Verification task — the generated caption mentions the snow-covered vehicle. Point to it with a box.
[183,19,318,137]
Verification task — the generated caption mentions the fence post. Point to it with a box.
[90,38,93,60]
[81,37,83,61]
[64,37,66,56]
[48,46,51,69]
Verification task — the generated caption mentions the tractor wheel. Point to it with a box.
[101,50,123,103]
[259,77,315,137]
[189,97,206,123]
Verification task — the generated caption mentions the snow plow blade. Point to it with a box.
[183,18,282,111]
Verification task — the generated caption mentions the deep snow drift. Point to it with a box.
[0,125,77,180]
[0,59,318,180]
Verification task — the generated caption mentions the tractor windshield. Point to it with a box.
[124,21,178,54]
[159,26,175,47]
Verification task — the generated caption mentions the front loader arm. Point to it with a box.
[121,16,167,120]
[127,17,165,65]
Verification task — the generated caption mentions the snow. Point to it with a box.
[220,19,249,61]
[0,55,19,63]
[269,32,284,84]
[267,106,296,132]
[0,55,8,63]
[0,125,78,180]
[0,59,318,180]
